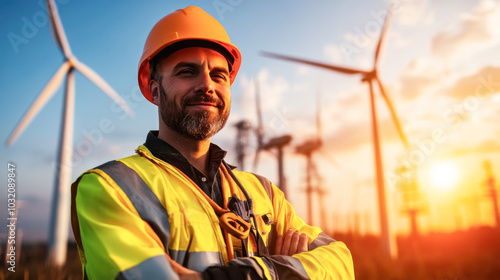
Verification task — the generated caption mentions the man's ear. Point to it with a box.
[149,79,160,106]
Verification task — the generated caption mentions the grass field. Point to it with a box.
[1,243,81,280]
[336,226,500,280]
[2,226,499,279]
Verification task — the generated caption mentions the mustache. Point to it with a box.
[181,94,225,108]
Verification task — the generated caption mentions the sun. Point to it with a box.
[428,161,459,191]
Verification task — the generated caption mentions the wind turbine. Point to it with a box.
[395,160,427,239]
[296,92,335,226]
[296,92,324,225]
[6,0,134,266]
[483,160,500,231]
[262,7,408,258]
[253,78,292,198]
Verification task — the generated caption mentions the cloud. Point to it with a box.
[326,112,407,155]
[237,69,289,122]
[325,2,500,103]
[444,66,500,99]
[431,0,500,60]
[319,86,401,152]
[390,30,412,48]
[326,119,370,152]
[398,56,445,100]
[447,138,500,157]
[324,44,343,63]
[231,68,295,160]
[392,0,434,26]
[396,0,500,100]
[295,65,310,76]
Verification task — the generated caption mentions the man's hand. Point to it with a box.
[177,270,202,280]
[273,228,308,256]
[168,257,203,280]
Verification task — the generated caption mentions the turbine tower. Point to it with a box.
[296,92,324,225]
[234,120,252,170]
[263,7,408,258]
[483,160,500,231]
[6,0,134,266]
[396,160,427,239]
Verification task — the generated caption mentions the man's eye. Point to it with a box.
[212,73,228,81]
[178,69,195,75]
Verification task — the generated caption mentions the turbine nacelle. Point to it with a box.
[295,139,322,156]
[262,135,292,150]
[361,70,377,83]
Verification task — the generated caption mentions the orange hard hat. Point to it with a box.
[138,6,242,103]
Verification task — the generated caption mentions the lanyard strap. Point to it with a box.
[221,163,269,257]
[171,163,253,260]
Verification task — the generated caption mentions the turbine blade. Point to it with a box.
[255,78,264,148]
[374,7,393,67]
[261,51,367,75]
[6,61,71,145]
[73,60,135,118]
[320,149,340,168]
[316,91,323,144]
[375,77,409,149]
[46,0,73,59]
[253,149,261,172]
[253,78,265,172]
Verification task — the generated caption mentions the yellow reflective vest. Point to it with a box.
[71,145,354,279]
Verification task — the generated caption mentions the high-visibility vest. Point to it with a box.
[71,145,354,279]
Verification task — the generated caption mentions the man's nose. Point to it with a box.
[194,71,215,94]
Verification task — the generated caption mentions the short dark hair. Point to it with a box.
[149,39,234,81]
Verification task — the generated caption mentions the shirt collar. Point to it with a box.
[143,130,228,175]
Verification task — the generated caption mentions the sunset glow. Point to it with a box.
[428,161,460,191]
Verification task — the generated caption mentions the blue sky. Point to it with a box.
[1,0,500,242]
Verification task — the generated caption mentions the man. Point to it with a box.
[71,6,354,280]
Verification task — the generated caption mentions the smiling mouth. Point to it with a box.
[186,103,221,111]
[183,95,224,110]
[187,102,218,107]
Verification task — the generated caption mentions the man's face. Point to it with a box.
[152,47,231,140]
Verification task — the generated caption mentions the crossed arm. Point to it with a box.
[273,229,308,255]
[175,229,309,280]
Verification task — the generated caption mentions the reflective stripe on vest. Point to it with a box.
[115,255,176,280]
[97,160,171,252]
[310,232,337,250]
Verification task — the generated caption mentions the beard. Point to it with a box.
[158,83,230,140]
